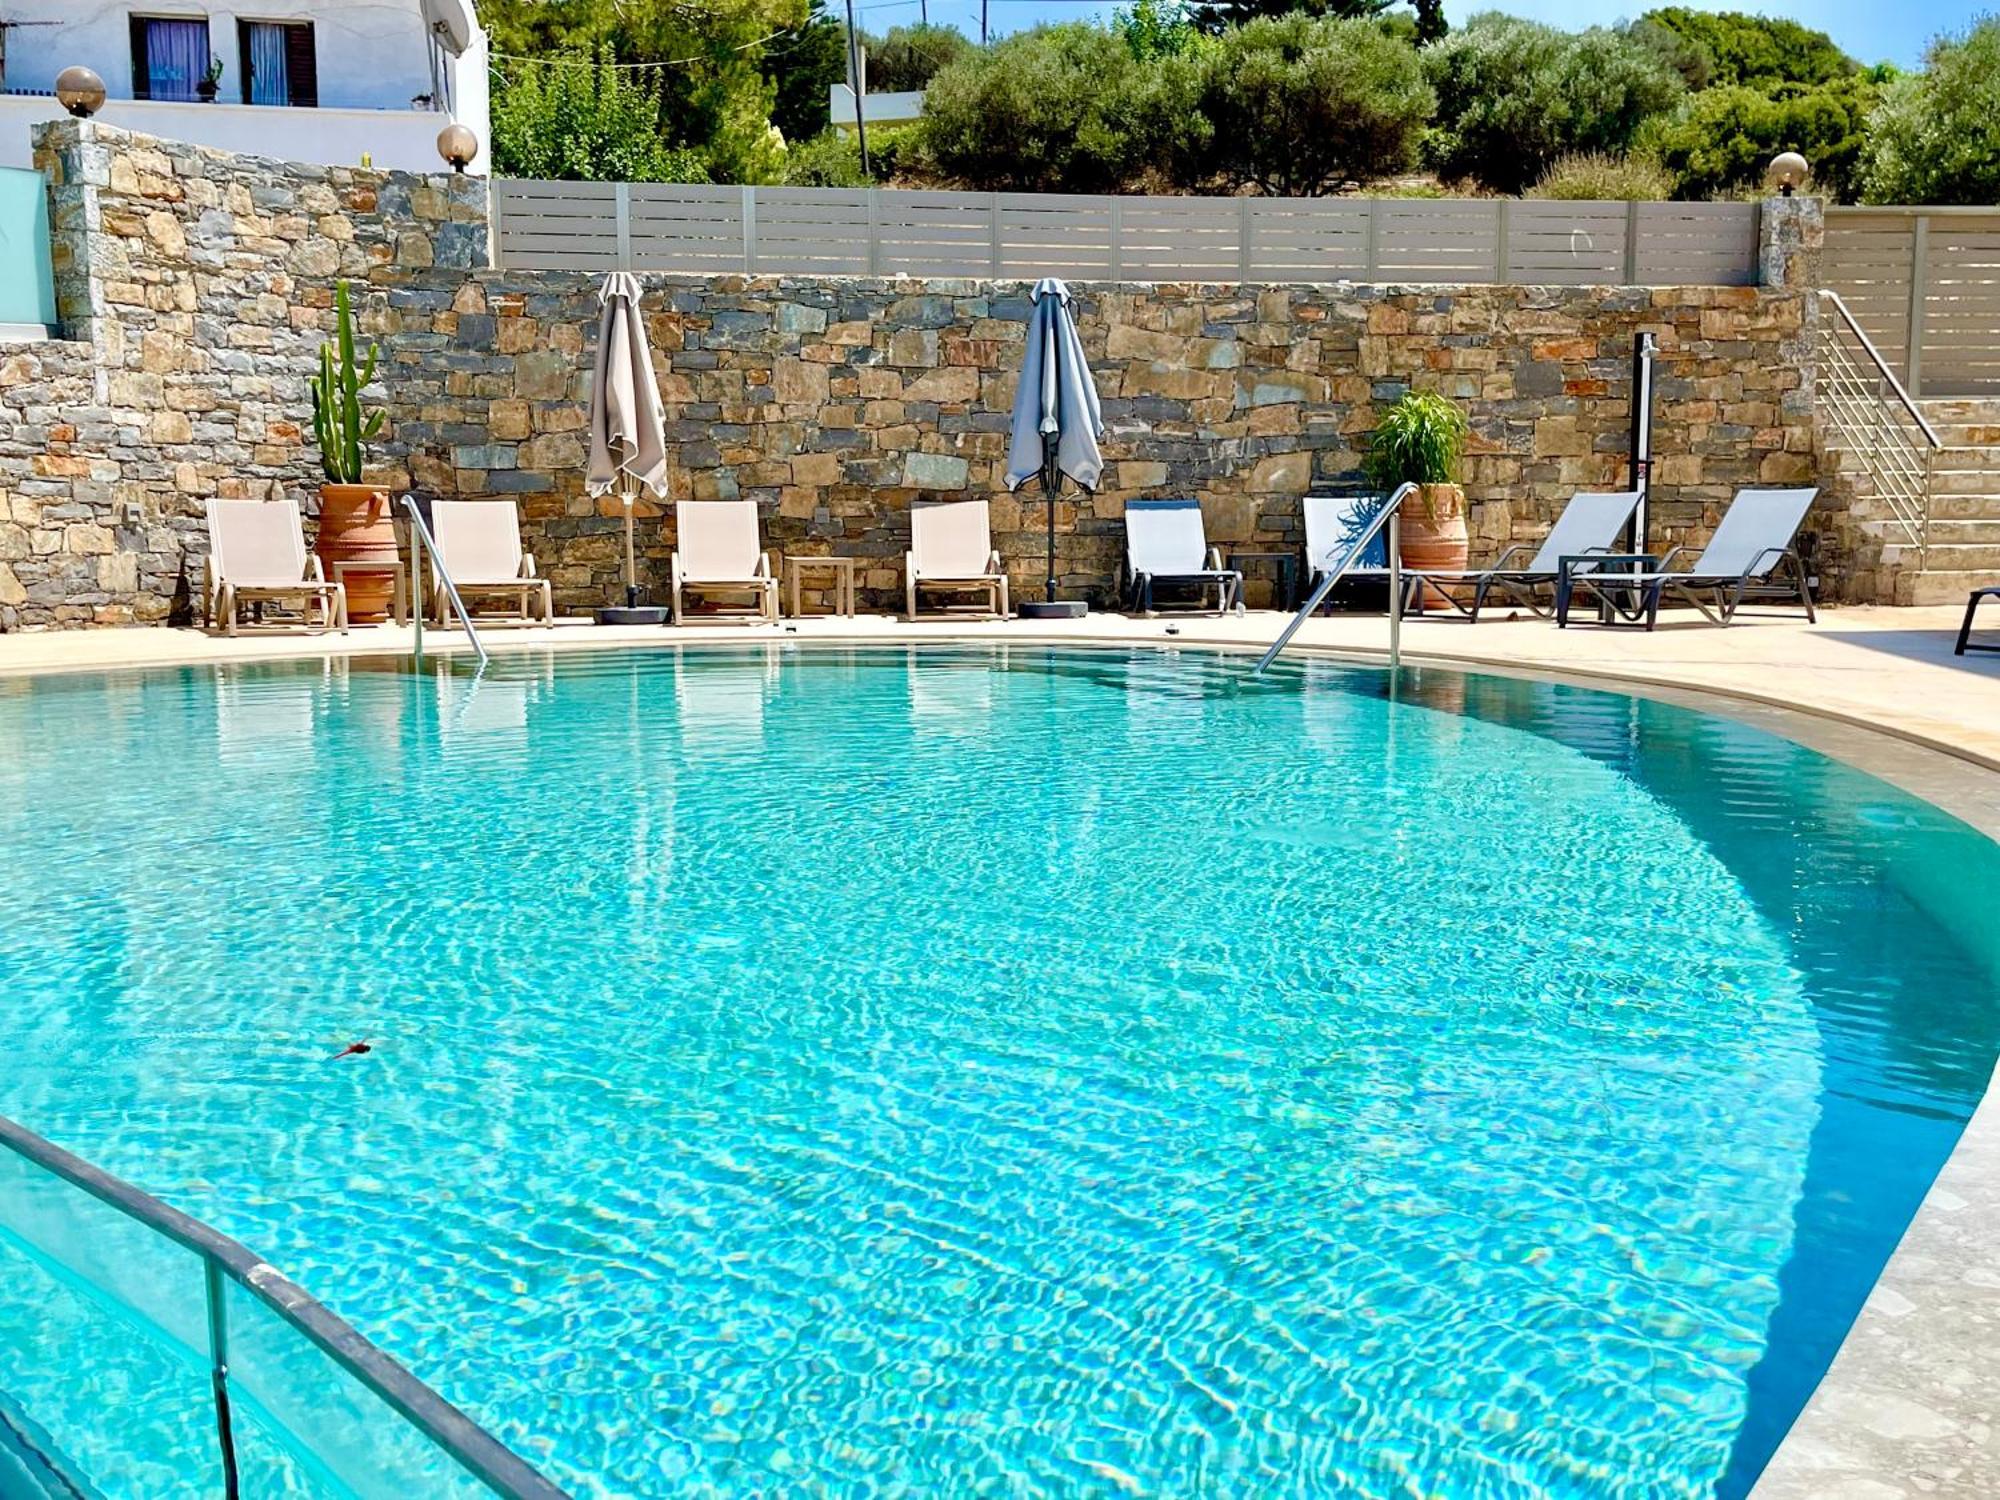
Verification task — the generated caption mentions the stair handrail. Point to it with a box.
[1254,482,1417,674]
[1820,291,1941,448]
[403,496,490,671]
[0,1111,565,1498]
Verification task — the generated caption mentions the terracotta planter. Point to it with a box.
[1398,483,1469,610]
[315,484,397,623]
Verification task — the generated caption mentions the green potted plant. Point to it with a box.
[1364,389,1470,607]
[197,56,224,103]
[309,280,398,622]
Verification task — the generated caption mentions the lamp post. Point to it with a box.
[1767,151,1810,197]
[435,123,479,174]
[54,66,106,118]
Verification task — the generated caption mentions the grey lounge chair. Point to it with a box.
[1398,490,1642,621]
[1303,493,1392,593]
[1124,498,1241,615]
[1558,486,1819,629]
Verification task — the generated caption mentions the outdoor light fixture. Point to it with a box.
[1767,151,1810,197]
[54,66,107,119]
[436,123,479,174]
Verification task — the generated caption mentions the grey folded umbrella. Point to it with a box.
[586,271,667,607]
[1005,278,1104,608]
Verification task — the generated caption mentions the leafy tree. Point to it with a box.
[1115,0,1211,62]
[766,2,850,143]
[1642,78,1875,202]
[1639,8,1856,89]
[1423,13,1685,194]
[1411,0,1446,46]
[1861,18,2000,205]
[863,23,975,91]
[1191,0,1385,35]
[1193,16,1432,194]
[916,24,1205,192]
[491,57,710,181]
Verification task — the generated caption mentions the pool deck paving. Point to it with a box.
[5,599,2000,1496]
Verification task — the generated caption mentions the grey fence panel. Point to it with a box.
[1633,202,1760,286]
[1826,207,2000,396]
[493,180,1762,289]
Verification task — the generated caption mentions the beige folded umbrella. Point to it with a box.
[586,271,668,608]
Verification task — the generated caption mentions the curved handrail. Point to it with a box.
[0,1113,565,1500]
[1819,290,1942,449]
[1254,482,1418,674]
[403,496,491,671]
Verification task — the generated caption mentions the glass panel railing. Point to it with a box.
[0,1116,564,1499]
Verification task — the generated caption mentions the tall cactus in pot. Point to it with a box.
[308,280,400,621]
[310,280,383,484]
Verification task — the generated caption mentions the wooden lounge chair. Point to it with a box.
[1558,487,1819,629]
[1398,490,1642,621]
[1124,498,1240,615]
[429,500,554,625]
[907,500,1009,620]
[204,498,348,636]
[671,501,778,625]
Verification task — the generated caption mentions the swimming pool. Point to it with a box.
[1,645,1995,1497]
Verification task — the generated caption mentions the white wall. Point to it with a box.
[4,0,433,110]
[826,85,924,130]
[0,0,488,172]
[0,95,480,173]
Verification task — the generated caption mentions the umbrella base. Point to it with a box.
[1019,600,1087,620]
[595,606,670,626]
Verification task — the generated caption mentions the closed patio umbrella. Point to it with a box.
[586,271,669,623]
[1005,277,1103,619]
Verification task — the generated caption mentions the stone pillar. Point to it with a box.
[1759,194,1824,292]
[31,118,109,352]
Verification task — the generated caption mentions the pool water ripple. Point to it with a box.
[0,646,1995,1498]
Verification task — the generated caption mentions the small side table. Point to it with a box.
[1555,553,1657,629]
[784,555,857,618]
[1225,551,1300,611]
[330,559,409,627]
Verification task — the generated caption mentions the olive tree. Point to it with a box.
[1860,19,2000,205]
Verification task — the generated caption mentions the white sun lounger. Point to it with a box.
[907,499,1009,620]
[429,501,554,625]
[204,498,348,636]
[1397,490,1643,620]
[671,501,778,625]
[1124,498,1240,615]
[1558,487,1819,628]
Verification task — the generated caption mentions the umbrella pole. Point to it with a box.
[1045,478,1059,605]
[623,484,638,608]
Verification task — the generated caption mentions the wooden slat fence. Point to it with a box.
[494,182,1762,289]
[1826,206,2000,397]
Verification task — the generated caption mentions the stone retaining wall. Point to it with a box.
[7,118,1845,628]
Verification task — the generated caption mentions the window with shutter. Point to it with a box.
[236,20,317,108]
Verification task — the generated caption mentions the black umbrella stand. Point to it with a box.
[1019,433,1087,620]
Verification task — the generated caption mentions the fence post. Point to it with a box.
[1109,199,1124,281]
[740,186,756,274]
[1493,198,1510,284]
[613,182,631,270]
[1364,200,1380,282]
[1238,197,1252,282]
[989,194,1001,278]
[1906,214,1928,398]
[1623,201,1641,284]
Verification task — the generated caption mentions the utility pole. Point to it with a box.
[981,0,989,45]
[842,0,871,177]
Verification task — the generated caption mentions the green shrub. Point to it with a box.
[1364,390,1468,490]
[1424,14,1685,194]
[1192,16,1432,195]
[768,4,851,142]
[1114,0,1211,62]
[916,24,1205,192]
[781,129,873,187]
[864,23,975,92]
[492,59,710,183]
[1860,19,2000,205]
[1638,7,1857,89]
[1641,78,1875,202]
[1527,151,1675,201]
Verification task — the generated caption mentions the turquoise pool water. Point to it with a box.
[1,645,1996,1498]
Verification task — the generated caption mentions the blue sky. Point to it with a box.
[852,0,1989,71]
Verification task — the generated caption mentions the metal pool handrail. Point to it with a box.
[1254,482,1417,674]
[403,496,491,671]
[0,1112,566,1500]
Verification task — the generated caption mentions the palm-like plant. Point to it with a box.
[309,281,384,485]
[1363,389,1469,519]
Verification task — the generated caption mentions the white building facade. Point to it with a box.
[0,0,487,171]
